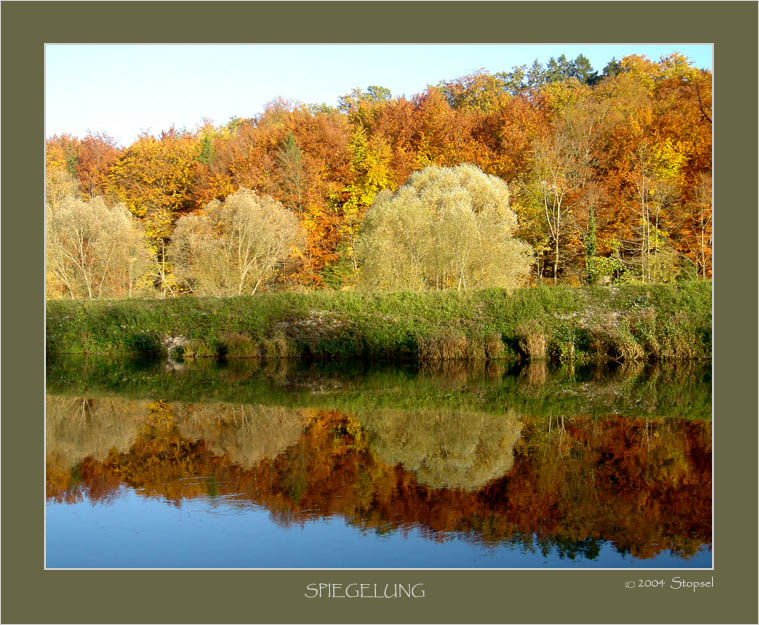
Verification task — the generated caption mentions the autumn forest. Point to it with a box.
[45,53,712,299]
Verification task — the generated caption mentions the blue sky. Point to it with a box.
[46,44,712,147]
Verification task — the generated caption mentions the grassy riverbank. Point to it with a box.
[46,282,711,364]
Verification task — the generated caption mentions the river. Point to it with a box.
[45,357,712,568]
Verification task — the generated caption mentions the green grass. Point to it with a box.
[46,282,712,364]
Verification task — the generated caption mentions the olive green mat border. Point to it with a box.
[2,2,756,623]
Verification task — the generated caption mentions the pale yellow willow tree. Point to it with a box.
[168,189,305,296]
[46,195,152,299]
[356,164,533,291]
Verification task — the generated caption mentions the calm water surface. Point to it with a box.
[46,358,712,568]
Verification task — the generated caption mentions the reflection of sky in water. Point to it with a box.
[46,487,712,569]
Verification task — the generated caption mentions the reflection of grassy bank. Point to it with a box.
[47,282,711,363]
[47,356,711,420]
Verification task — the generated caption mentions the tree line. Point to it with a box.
[45,53,712,299]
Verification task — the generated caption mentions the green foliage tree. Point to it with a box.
[499,55,600,93]
[356,164,533,291]
[197,133,214,165]
[275,132,306,211]
[603,57,623,78]
[590,239,631,285]
[338,85,393,113]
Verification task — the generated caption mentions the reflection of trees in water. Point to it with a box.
[174,403,308,469]
[46,397,309,472]
[45,396,149,501]
[45,398,308,500]
[46,396,147,470]
[511,416,711,559]
[45,396,711,560]
[360,409,521,490]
